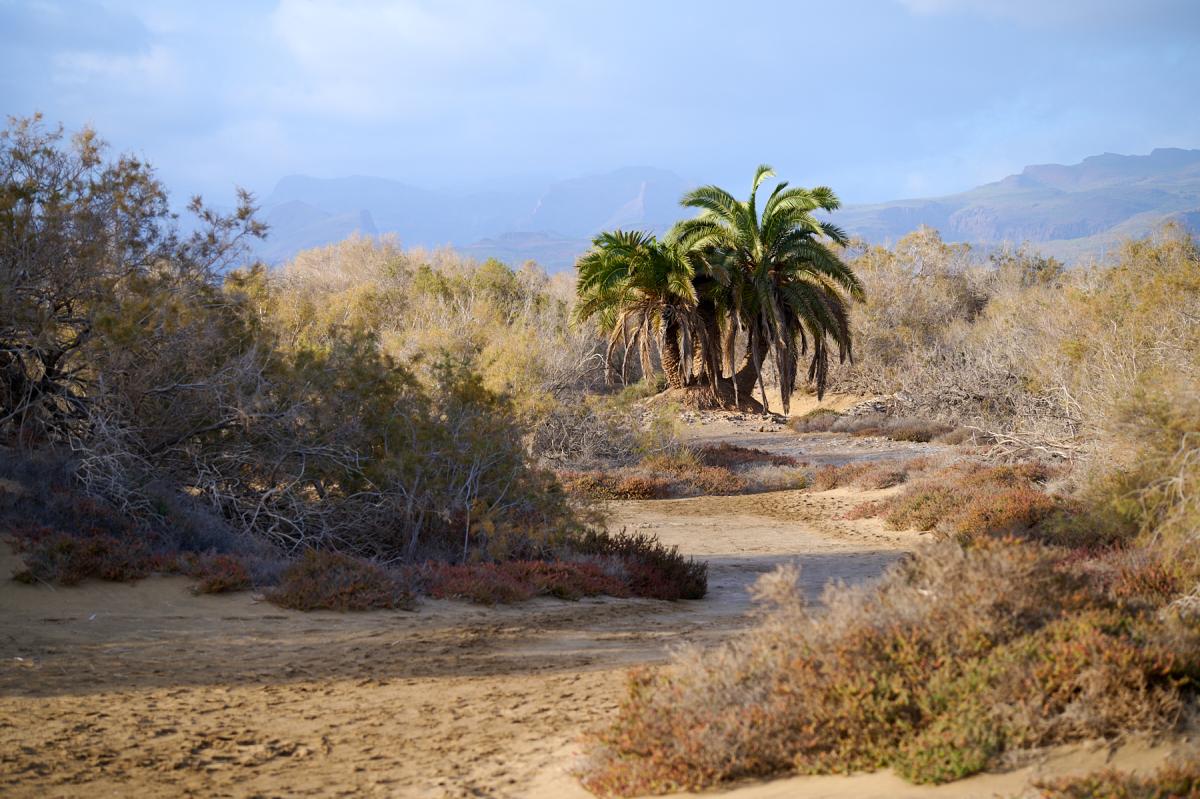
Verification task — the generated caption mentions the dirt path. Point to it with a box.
[0,426,1182,798]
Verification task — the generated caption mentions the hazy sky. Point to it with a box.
[3,0,1198,206]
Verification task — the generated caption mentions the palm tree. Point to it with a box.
[669,165,864,412]
[573,230,699,388]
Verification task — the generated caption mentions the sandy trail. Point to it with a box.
[0,425,1183,798]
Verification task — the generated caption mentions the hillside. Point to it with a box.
[834,148,1200,260]
[252,149,1200,269]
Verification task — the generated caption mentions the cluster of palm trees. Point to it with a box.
[574,165,864,414]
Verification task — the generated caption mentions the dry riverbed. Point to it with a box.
[0,420,1186,798]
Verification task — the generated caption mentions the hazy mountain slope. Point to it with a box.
[251,149,1199,270]
[253,167,690,268]
[257,201,378,264]
[834,148,1200,259]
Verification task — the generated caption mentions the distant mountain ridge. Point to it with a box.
[252,148,1200,269]
[834,148,1200,260]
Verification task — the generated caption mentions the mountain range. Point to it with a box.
[253,148,1200,270]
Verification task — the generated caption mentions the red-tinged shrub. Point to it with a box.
[1107,551,1183,608]
[844,500,888,520]
[873,462,1065,540]
[686,466,748,496]
[949,486,1061,542]
[572,528,706,600]
[267,550,414,611]
[883,483,961,530]
[855,463,911,489]
[559,471,673,500]
[615,475,674,499]
[426,560,629,604]
[426,562,535,604]
[184,553,253,594]
[505,560,629,600]
[809,459,921,492]
[1034,759,1200,799]
[696,443,798,469]
[809,463,871,491]
[11,527,156,585]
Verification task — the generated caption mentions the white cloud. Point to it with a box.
[266,0,577,118]
[51,43,181,91]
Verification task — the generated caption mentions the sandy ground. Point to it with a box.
[0,418,1188,798]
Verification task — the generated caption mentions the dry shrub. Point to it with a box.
[183,553,253,594]
[267,550,415,611]
[426,560,629,604]
[808,458,928,492]
[696,443,798,469]
[581,540,1199,795]
[844,500,888,520]
[809,463,871,490]
[559,471,673,500]
[880,419,955,443]
[572,529,707,600]
[788,408,842,433]
[1033,759,1200,799]
[560,450,749,500]
[425,562,534,604]
[861,462,1066,542]
[11,526,157,585]
[686,467,749,496]
[790,408,958,444]
[934,427,976,445]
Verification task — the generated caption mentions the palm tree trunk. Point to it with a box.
[733,331,768,400]
[660,318,685,389]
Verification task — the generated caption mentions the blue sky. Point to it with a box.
[2,0,1198,206]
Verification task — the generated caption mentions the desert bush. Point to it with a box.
[1,117,593,577]
[581,540,1199,795]
[809,462,872,491]
[1033,759,1200,799]
[695,443,798,469]
[858,462,1066,542]
[266,550,415,611]
[426,560,629,604]
[425,561,535,604]
[807,458,927,492]
[11,527,156,585]
[559,471,674,500]
[788,407,843,433]
[825,226,1199,462]
[571,529,707,600]
[183,554,253,594]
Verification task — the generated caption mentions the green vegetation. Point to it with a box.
[575,165,864,411]
[0,116,706,605]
